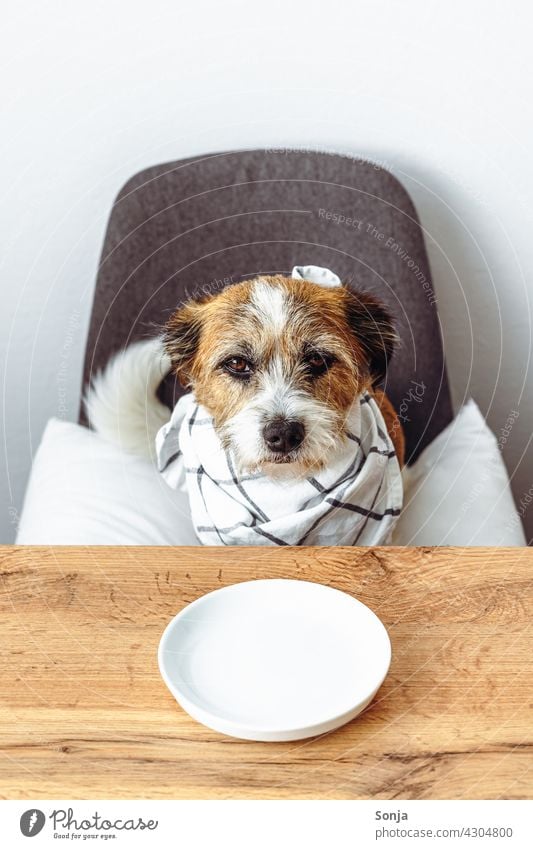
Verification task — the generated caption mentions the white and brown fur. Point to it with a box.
[162,275,404,474]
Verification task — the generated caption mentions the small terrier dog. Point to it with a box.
[162,274,404,474]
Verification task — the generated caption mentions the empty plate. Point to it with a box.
[158,578,391,742]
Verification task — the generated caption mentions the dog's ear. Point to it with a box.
[163,295,211,386]
[343,289,397,386]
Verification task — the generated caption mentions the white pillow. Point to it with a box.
[16,418,198,545]
[393,399,526,546]
[18,403,526,546]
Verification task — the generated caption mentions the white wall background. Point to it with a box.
[2,0,532,542]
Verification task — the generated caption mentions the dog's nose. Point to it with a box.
[263,419,305,454]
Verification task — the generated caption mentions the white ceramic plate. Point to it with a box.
[158,578,391,742]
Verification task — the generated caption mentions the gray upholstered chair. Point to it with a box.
[80,149,452,464]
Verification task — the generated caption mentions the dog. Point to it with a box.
[86,271,404,545]
[162,273,404,473]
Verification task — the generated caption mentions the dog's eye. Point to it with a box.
[304,351,335,377]
[223,357,254,378]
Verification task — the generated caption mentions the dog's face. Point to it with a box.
[164,275,395,475]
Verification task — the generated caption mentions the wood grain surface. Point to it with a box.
[0,545,532,800]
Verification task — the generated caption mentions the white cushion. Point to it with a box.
[18,403,526,546]
[393,399,526,546]
[16,418,198,545]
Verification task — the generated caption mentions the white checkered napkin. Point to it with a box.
[291,265,342,288]
[156,392,403,547]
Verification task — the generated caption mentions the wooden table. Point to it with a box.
[1,546,532,800]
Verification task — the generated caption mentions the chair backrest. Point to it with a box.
[80,149,452,463]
